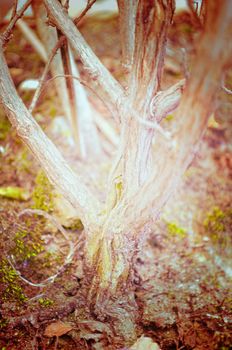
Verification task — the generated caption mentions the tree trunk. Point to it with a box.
[0,0,231,319]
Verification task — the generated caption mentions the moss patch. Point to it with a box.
[166,221,187,239]
[12,229,44,263]
[38,297,54,307]
[0,259,27,303]
[0,115,10,141]
[203,206,232,249]
[32,171,54,212]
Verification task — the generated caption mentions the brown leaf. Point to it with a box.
[44,320,73,337]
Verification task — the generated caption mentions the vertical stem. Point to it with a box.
[57,28,80,150]
[117,0,138,71]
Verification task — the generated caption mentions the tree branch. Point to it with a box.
[43,0,125,118]
[117,0,138,71]
[129,0,175,110]
[33,1,74,135]
[0,42,102,231]
[1,0,32,44]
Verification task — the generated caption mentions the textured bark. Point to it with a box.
[114,0,175,198]
[117,0,138,70]
[116,0,232,233]
[129,0,175,107]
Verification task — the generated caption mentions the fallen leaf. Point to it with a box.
[0,186,30,201]
[44,320,73,337]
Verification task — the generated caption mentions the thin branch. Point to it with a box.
[32,70,118,148]
[30,0,98,112]
[38,74,116,115]
[10,0,18,21]
[187,0,202,28]
[57,28,80,146]
[43,0,125,117]
[45,74,172,141]
[1,0,32,44]
[16,19,48,63]
[73,0,97,25]
[28,38,63,113]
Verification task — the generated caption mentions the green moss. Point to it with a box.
[203,206,232,247]
[203,207,226,234]
[0,259,27,303]
[12,229,44,262]
[32,171,54,212]
[0,115,10,140]
[38,297,54,307]
[166,221,187,238]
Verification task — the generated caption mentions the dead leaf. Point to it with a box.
[44,320,73,337]
[0,186,30,201]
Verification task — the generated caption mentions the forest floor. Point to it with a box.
[0,11,232,350]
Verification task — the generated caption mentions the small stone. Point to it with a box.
[130,336,160,350]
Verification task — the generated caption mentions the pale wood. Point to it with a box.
[68,47,102,158]
[117,0,138,70]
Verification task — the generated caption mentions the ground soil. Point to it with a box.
[0,11,232,350]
